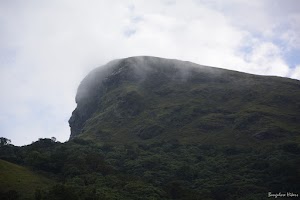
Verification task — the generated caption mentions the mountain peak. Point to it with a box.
[69,57,300,144]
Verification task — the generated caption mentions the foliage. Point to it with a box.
[0,159,53,199]
[1,138,300,199]
[0,137,11,147]
[1,58,300,199]
[70,58,300,147]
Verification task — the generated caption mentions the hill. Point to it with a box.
[69,56,300,146]
[1,56,300,199]
[0,159,53,199]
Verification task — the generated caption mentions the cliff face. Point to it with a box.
[69,56,300,144]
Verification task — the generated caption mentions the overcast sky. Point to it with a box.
[1,0,300,146]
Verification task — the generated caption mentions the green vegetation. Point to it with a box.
[1,57,300,199]
[0,137,11,147]
[1,138,299,199]
[70,57,300,147]
[0,159,53,199]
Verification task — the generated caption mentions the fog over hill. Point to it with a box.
[1,56,300,199]
[69,56,300,145]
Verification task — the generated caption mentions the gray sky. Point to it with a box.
[1,0,300,146]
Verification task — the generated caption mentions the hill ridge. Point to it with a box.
[69,56,300,145]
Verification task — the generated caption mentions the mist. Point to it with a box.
[1,0,300,145]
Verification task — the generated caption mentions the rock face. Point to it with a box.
[69,56,300,144]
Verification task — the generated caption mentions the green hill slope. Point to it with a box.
[0,159,53,199]
[69,56,300,146]
[1,56,300,199]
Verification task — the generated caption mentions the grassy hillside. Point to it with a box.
[0,159,53,199]
[1,57,299,199]
[70,56,300,146]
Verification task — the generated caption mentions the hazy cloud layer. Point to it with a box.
[1,0,299,145]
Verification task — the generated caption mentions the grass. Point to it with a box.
[70,57,300,148]
[0,159,54,199]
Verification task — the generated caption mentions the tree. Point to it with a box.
[0,137,11,147]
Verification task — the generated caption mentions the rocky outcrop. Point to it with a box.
[68,56,204,138]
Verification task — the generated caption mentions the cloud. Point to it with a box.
[0,0,299,146]
[290,65,300,79]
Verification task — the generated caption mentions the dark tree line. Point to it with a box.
[1,137,300,199]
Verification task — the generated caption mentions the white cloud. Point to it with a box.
[0,0,299,146]
[290,65,300,80]
[242,42,290,76]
